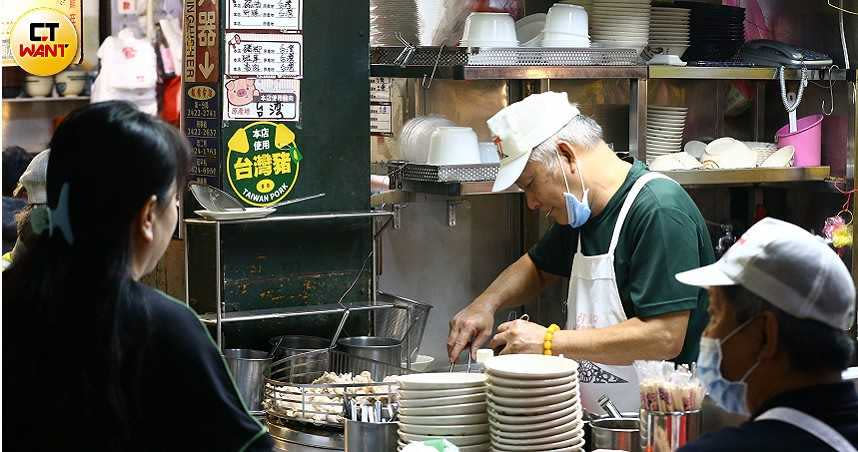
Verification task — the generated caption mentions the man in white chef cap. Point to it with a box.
[675,217,858,451]
[448,92,714,414]
[3,149,50,271]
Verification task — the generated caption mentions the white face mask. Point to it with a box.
[696,317,761,416]
[555,149,590,228]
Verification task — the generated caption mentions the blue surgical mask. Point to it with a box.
[697,317,761,416]
[556,150,590,228]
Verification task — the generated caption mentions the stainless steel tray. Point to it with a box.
[371,46,642,67]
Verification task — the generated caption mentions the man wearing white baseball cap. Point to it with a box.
[448,92,714,414]
[3,149,49,271]
[676,217,858,452]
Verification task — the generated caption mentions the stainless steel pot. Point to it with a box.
[222,349,271,411]
[591,418,641,452]
[344,421,397,452]
[337,336,402,366]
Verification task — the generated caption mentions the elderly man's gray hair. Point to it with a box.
[530,109,603,170]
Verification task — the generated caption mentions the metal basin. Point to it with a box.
[337,336,402,366]
[591,418,640,452]
[223,349,271,411]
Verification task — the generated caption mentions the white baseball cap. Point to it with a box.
[676,217,856,330]
[487,92,580,192]
[14,149,50,205]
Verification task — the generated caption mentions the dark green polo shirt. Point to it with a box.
[528,161,713,364]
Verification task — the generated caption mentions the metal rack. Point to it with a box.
[184,210,395,347]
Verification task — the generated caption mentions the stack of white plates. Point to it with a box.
[371,0,419,46]
[485,355,585,452]
[590,0,651,52]
[396,373,490,452]
[647,105,688,163]
[399,116,456,163]
[647,7,691,58]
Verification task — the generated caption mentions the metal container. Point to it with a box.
[337,336,402,366]
[344,420,397,452]
[223,349,271,411]
[591,418,641,452]
[641,410,703,452]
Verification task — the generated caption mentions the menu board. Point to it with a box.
[370,77,392,136]
[227,0,302,31]
[225,33,302,78]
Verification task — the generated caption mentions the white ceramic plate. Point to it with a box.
[491,433,585,450]
[195,208,275,221]
[400,392,486,408]
[399,386,486,400]
[488,390,575,408]
[647,145,682,152]
[488,396,577,416]
[491,446,581,452]
[491,418,583,439]
[489,409,582,432]
[647,116,687,124]
[649,105,689,112]
[400,423,489,436]
[399,413,489,426]
[397,372,487,390]
[486,354,578,379]
[650,7,692,14]
[487,381,577,397]
[399,431,490,447]
[592,31,650,38]
[488,402,579,425]
[592,7,651,13]
[399,402,487,416]
[647,135,684,144]
[398,443,489,452]
[646,124,685,132]
[490,421,584,446]
[487,374,576,388]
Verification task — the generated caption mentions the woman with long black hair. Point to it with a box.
[3,101,272,451]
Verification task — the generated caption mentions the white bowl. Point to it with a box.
[702,138,758,169]
[544,4,589,36]
[25,76,53,97]
[462,12,518,47]
[402,354,435,372]
[400,116,456,163]
[54,70,87,97]
[427,127,481,165]
[760,145,795,168]
[516,13,547,43]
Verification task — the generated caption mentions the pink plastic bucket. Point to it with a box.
[775,114,823,167]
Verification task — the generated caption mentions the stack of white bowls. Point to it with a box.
[559,0,593,16]
[485,355,585,452]
[646,7,691,59]
[647,105,688,163]
[541,4,589,47]
[396,373,490,452]
[461,12,519,48]
[701,137,758,169]
[399,116,456,163]
[590,0,651,52]
[370,0,419,46]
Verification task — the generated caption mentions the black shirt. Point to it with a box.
[678,383,858,452]
[4,282,272,451]
[2,196,25,253]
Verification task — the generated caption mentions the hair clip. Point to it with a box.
[30,183,74,245]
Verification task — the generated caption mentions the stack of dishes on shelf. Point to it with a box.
[517,4,589,48]
[590,0,651,53]
[396,373,490,451]
[559,0,593,16]
[485,355,585,452]
[645,7,691,62]
[676,1,746,62]
[399,116,456,163]
[370,0,419,46]
[646,105,688,164]
[460,12,519,48]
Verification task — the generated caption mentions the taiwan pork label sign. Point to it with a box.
[226,121,302,206]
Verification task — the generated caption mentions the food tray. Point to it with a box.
[387,161,499,184]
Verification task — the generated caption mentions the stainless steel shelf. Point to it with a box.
[396,180,521,196]
[371,64,648,80]
[198,302,395,324]
[662,166,831,185]
[649,66,848,81]
[3,96,90,103]
[184,210,394,225]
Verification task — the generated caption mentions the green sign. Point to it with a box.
[226,121,303,206]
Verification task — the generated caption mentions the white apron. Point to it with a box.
[566,172,671,415]
[757,407,857,452]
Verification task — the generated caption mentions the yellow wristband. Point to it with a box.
[544,324,560,356]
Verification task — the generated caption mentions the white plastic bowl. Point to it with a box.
[544,4,589,36]
[462,12,518,47]
[428,127,481,165]
[55,70,87,97]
